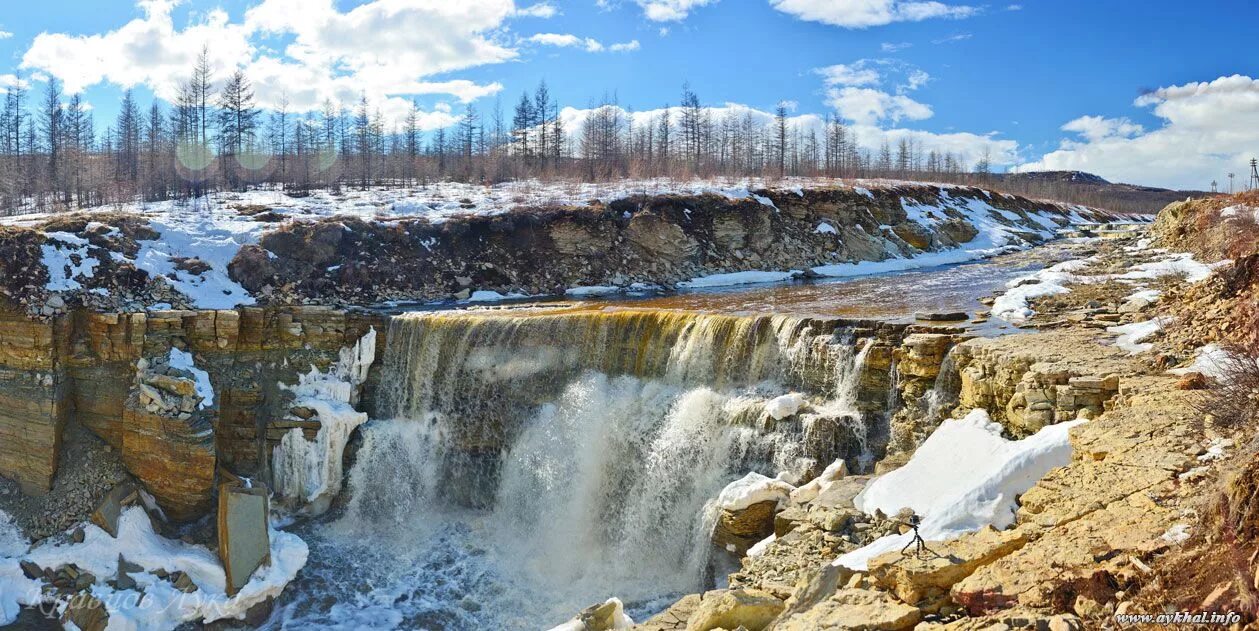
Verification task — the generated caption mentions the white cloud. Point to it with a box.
[931,33,972,44]
[1020,74,1259,189]
[558,101,1015,167]
[0,30,12,40]
[515,2,558,17]
[769,0,977,29]
[0,74,28,93]
[827,87,933,125]
[20,0,521,127]
[816,59,931,124]
[1006,4,1023,10]
[881,41,913,52]
[527,33,640,53]
[636,0,719,22]
[815,63,882,87]
[1059,115,1144,142]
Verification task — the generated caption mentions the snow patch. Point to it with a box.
[1107,317,1170,354]
[9,507,307,630]
[1168,344,1233,381]
[545,597,634,631]
[834,409,1082,570]
[41,232,100,291]
[715,472,794,512]
[764,393,805,420]
[815,222,837,235]
[678,270,802,289]
[168,348,214,409]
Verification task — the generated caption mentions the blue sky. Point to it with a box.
[1,0,1257,189]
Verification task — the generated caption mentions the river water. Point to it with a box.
[264,241,1090,631]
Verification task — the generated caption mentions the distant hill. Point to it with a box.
[986,171,1213,215]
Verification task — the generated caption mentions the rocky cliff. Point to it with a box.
[0,304,381,524]
[0,183,1117,314]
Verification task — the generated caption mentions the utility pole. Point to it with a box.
[1229,173,1235,194]
[1211,180,1218,194]
[1249,158,1259,191]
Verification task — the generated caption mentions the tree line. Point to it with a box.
[0,51,1146,215]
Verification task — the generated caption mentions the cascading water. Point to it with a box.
[271,309,891,630]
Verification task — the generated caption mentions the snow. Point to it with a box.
[565,285,621,297]
[747,534,777,558]
[789,459,847,505]
[714,472,794,512]
[815,222,838,235]
[1220,205,1259,222]
[1168,344,1233,381]
[1124,288,1162,304]
[0,513,24,558]
[1107,317,1171,354]
[168,348,214,409]
[3,507,308,630]
[1197,437,1232,463]
[1118,253,1228,283]
[764,393,805,420]
[41,232,100,291]
[272,328,376,509]
[1161,524,1191,544]
[678,270,803,289]
[545,598,634,631]
[834,409,1083,571]
[467,290,532,303]
[991,258,1092,322]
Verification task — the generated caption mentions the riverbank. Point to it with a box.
[609,206,1253,630]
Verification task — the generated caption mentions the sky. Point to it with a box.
[0,0,1257,190]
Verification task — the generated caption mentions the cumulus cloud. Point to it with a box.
[635,0,719,21]
[1020,74,1259,189]
[826,87,933,125]
[19,0,531,128]
[527,33,640,52]
[0,30,12,40]
[769,0,977,29]
[816,59,932,125]
[815,63,883,87]
[558,101,1014,167]
[515,2,558,18]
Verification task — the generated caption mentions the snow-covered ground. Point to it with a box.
[991,249,1229,324]
[833,409,1082,571]
[0,508,307,629]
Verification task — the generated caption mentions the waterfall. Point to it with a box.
[317,309,892,627]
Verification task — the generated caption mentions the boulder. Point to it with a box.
[684,589,784,631]
[714,500,780,555]
[61,594,109,631]
[218,482,272,596]
[772,588,921,631]
[867,526,1030,610]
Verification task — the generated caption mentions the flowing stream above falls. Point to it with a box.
[266,245,1085,630]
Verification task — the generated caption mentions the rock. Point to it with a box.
[172,571,198,593]
[714,500,780,556]
[638,593,701,631]
[772,588,921,631]
[1174,372,1210,390]
[914,312,968,322]
[61,594,109,631]
[19,560,43,579]
[71,527,85,543]
[685,589,783,631]
[218,482,272,596]
[91,482,139,538]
